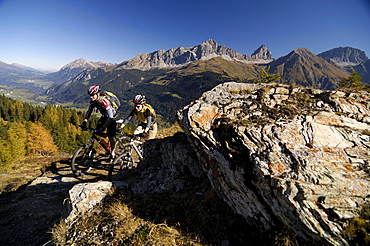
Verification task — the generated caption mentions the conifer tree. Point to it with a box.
[7,122,27,159]
[0,118,8,138]
[40,104,60,130]
[70,110,80,126]
[0,95,11,121]
[0,119,12,168]
[258,66,281,83]
[9,101,24,122]
[23,102,33,122]
[27,121,58,156]
[0,139,12,169]
[338,70,365,88]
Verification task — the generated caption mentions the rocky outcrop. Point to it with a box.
[116,39,273,70]
[177,82,370,245]
[66,181,125,223]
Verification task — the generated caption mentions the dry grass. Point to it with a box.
[0,155,62,194]
[106,200,140,240]
[50,219,69,245]
[342,205,370,245]
[52,196,204,246]
[51,179,313,246]
[157,121,184,138]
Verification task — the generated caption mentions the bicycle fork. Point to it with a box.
[131,142,143,159]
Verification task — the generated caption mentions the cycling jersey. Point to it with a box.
[123,103,156,128]
[85,97,116,118]
[84,96,117,132]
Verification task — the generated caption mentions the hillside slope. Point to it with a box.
[269,48,350,89]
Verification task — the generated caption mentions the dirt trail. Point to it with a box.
[0,156,113,246]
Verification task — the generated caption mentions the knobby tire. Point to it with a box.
[108,150,135,181]
[71,145,96,176]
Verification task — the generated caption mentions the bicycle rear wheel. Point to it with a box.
[71,145,96,176]
[108,151,135,181]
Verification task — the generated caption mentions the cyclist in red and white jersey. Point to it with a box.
[81,85,118,158]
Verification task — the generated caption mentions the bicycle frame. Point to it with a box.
[92,131,111,152]
[71,127,126,176]
[108,133,144,180]
[79,127,112,152]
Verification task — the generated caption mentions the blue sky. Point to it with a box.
[0,0,369,72]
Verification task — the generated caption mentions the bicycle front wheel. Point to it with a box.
[108,151,135,180]
[71,145,96,176]
[114,137,127,155]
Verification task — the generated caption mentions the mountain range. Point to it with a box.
[0,58,113,93]
[1,39,369,124]
[43,58,113,85]
[116,39,273,70]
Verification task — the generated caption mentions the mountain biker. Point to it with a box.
[81,85,118,158]
[120,95,157,140]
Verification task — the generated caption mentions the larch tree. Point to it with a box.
[27,121,58,156]
[0,119,12,168]
[6,122,27,160]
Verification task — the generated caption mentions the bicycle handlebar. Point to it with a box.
[79,126,105,135]
[79,125,98,132]
[80,125,144,139]
[116,130,144,139]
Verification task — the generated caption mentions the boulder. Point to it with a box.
[66,181,125,222]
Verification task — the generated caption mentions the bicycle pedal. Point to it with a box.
[74,171,84,177]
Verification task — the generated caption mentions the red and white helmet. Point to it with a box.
[88,85,100,96]
[133,95,146,104]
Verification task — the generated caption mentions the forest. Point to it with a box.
[0,94,98,169]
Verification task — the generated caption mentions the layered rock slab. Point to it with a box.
[177,82,370,245]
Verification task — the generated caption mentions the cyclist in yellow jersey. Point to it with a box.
[120,95,157,140]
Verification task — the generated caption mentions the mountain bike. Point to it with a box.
[71,127,128,176]
[108,132,144,181]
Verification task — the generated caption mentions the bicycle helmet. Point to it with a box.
[88,85,100,96]
[133,95,146,104]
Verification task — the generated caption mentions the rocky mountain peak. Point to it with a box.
[318,46,368,66]
[43,58,113,86]
[288,47,323,63]
[251,45,273,60]
[60,58,112,71]
[291,47,315,56]
[115,39,273,70]
[201,38,218,48]
[267,47,350,89]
